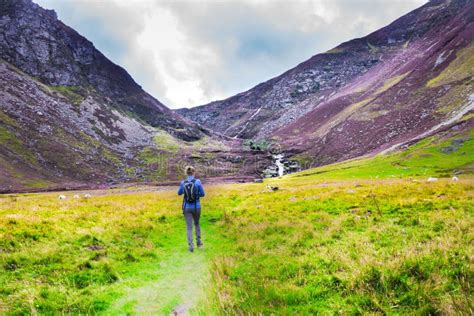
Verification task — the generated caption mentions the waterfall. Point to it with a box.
[274,154,285,177]
[262,153,300,178]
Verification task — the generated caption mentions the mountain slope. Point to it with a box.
[177,0,473,166]
[1,0,472,192]
[0,59,152,191]
[0,0,205,141]
[0,0,268,192]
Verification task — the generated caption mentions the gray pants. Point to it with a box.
[183,208,201,246]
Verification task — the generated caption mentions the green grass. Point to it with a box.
[0,190,231,314]
[0,129,473,314]
[367,41,379,53]
[136,130,230,181]
[153,130,181,154]
[49,86,84,106]
[295,128,474,180]
[209,179,473,314]
[325,47,345,54]
[137,147,174,179]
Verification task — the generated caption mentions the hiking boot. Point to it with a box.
[197,241,203,248]
[188,245,194,253]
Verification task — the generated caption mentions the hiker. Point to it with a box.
[178,166,205,252]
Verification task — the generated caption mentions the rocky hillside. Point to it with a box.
[0,0,268,192]
[1,0,472,192]
[0,0,206,141]
[178,0,473,166]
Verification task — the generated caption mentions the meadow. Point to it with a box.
[0,130,473,315]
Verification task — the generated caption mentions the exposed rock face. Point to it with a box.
[178,45,381,139]
[177,0,474,166]
[0,58,151,191]
[0,0,204,140]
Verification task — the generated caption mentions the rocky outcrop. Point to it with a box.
[0,58,150,191]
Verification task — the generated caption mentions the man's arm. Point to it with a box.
[178,181,184,195]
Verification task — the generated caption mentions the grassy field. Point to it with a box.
[0,188,231,315]
[0,130,473,314]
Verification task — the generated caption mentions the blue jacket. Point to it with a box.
[178,176,205,210]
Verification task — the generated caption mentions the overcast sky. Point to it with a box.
[35,0,427,109]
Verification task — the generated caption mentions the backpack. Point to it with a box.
[183,179,199,204]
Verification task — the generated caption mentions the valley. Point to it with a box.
[1,0,473,192]
[0,0,473,314]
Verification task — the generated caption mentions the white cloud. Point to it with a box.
[35,0,427,108]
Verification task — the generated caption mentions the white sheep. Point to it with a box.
[452,176,459,182]
[73,195,80,199]
[58,195,66,200]
[427,177,438,182]
[84,193,92,199]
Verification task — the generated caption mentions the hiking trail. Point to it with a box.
[105,219,222,315]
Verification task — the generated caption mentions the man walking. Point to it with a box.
[178,166,205,252]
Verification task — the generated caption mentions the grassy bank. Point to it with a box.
[0,129,473,314]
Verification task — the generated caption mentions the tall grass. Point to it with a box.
[0,129,473,314]
[207,179,473,314]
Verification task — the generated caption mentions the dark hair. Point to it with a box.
[185,165,195,176]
